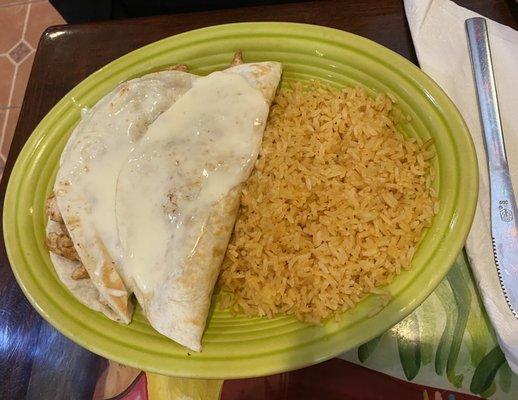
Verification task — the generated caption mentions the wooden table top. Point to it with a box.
[0,0,516,398]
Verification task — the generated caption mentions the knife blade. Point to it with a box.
[466,17,518,317]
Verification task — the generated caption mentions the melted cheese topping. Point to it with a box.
[55,72,196,281]
[116,71,268,294]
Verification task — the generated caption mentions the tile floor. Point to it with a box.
[0,0,64,176]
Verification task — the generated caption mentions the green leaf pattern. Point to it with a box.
[341,251,518,398]
[445,262,471,387]
[396,313,421,380]
[358,336,382,363]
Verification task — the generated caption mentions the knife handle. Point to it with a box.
[466,16,518,227]
[466,17,507,170]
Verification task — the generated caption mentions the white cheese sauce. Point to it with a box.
[55,72,196,282]
[115,71,268,294]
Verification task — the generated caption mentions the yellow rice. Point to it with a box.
[218,81,439,324]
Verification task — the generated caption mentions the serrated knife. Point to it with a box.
[466,17,518,317]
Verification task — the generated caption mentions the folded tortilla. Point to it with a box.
[51,69,197,322]
[48,57,281,351]
[115,62,282,350]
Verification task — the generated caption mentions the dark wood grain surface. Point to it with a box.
[0,0,516,398]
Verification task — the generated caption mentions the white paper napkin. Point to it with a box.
[403,0,518,372]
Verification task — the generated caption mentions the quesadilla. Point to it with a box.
[46,53,282,351]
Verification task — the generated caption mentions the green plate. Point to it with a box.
[3,23,478,378]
